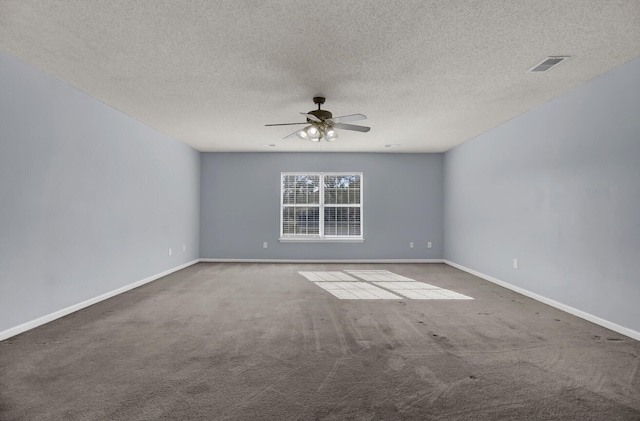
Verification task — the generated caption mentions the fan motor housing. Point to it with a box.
[307,109,333,121]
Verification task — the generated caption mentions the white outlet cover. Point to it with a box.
[169,248,172,256]
[263,242,268,248]
[427,242,432,248]
[513,259,518,269]
[410,242,414,248]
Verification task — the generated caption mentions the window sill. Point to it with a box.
[279,237,365,243]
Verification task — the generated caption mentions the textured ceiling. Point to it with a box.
[1,1,639,152]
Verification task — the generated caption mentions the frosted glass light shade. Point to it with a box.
[306,125,320,140]
[324,128,338,142]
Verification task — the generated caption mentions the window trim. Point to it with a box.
[279,172,364,243]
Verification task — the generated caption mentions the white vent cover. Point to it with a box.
[528,56,569,73]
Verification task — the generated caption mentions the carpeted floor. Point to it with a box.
[1,263,639,420]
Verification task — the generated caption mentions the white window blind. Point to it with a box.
[280,173,363,241]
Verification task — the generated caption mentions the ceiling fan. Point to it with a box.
[265,97,370,142]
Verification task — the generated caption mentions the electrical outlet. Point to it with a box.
[427,242,432,249]
[410,242,414,249]
[513,259,519,269]
[168,248,172,256]
[183,244,186,252]
[263,242,268,249]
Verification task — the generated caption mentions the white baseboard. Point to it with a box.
[444,260,640,342]
[199,258,444,264]
[0,259,200,342]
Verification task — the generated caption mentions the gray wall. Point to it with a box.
[444,57,640,333]
[200,153,443,260]
[0,52,201,333]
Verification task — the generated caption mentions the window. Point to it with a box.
[280,173,363,242]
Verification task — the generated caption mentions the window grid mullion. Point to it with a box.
[319,174,324,237]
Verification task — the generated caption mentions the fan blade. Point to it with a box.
[328,113,367,124]
[333,123,370,133]
[283,129,301,139]
[300,112,322,123]
[265,122,308,126]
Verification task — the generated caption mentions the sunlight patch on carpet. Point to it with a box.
[299,270,474,300]
[344,270,415,283]
[314,282,401,299]
[298,271,357,282]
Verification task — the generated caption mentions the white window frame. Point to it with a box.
[279,172,364,243]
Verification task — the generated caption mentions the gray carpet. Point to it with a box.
[1,263,639,420]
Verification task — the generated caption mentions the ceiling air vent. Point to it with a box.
[528,56,569,73]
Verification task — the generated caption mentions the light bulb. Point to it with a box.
[296,129,308,140]
[306,125,320,141]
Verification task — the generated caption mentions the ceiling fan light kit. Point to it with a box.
[296,124,337,142]
[266,97,370,143]
[302,125,321,141]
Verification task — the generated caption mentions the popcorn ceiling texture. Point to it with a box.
[1,0,639,152]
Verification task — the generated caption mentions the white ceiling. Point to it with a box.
[1,1,639,153]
